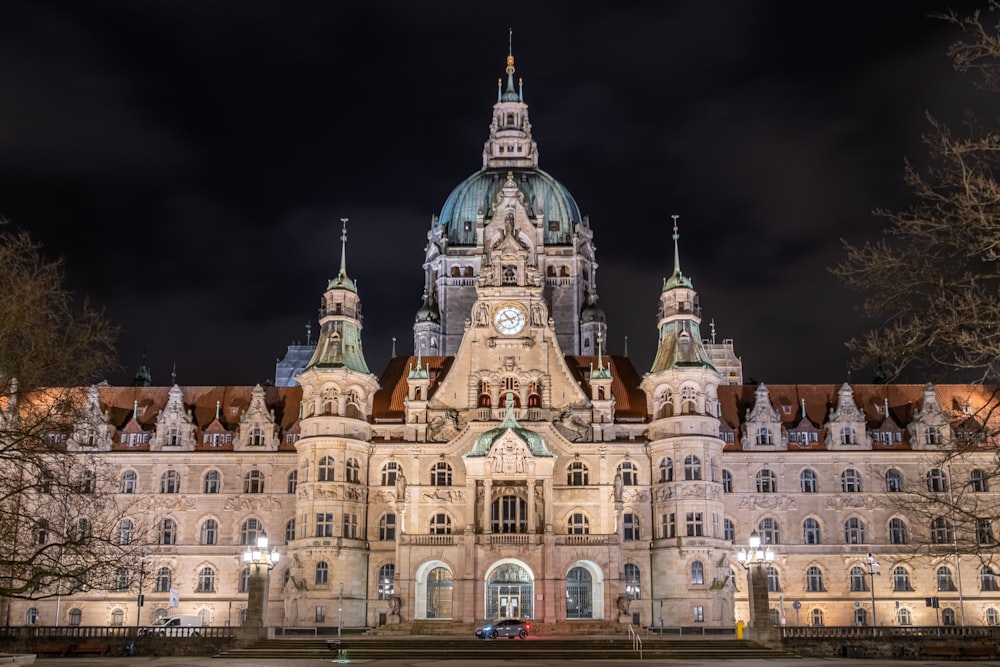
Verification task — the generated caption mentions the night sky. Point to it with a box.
[0,1,985,387]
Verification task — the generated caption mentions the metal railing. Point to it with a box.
[628,624,642,660]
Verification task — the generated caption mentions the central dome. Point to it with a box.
[438,167,583,246]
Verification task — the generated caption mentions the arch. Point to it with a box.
[414,559,455,620]
[565,560,604,620]
[484,560,535,620]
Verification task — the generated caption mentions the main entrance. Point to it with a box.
[485,561,533,620]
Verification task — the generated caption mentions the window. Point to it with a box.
[196,567,215,593]
[767,566,780,593]
[841,469,862,492]
[756,469,777,493]
[889,518,908,544]
[893,566,912,592]
[844,517,866,545]
[806,566,824,592]
[978,519,996,546]
[885,469,903,492]
[661,513,675,539]
[204,470,221,493]
[430,461,452,486]
[240,518,262,545]
[239,567,251,593]
[429,513,452,535]
[315,513,334,538]
[931,516,954,544]
[684,455,701,481]
[315,606,326,623]
[926,468,948,492]
[623,513,640,541]
[160,470,180,494]
[120,471,137,494]
[34,520,48,545]
[850,566,867,592]
[693,606,704,622]
[723,519,735,543]
[113,567,129,591]
[810,608,824,627]
[244,470,265,494]
[68,608,82,626]
[658,457,673,483]
[972,469,990,492]
[117,518,134,545]
[855,607,868,626]
[287,470,297,493]
[381,461,400,486]
[618,461,638,486]
[722,469,732,493]
[800,469,818,493]
[315,561,328,585]
[840,426,856,444]
[200,519,218,545]
[803,518,821,545]
[756,426,773,445]
[898,608,912,626]
[982,566,1000,592]
[343,513,358,538]
[758,517,780,544]
[691,560,704,585]
[318,456,335,482]
[937,566,956,592]
[158,518,177,545]
[567,461,589,486]
[282,518,294,542]
[75,518,91,540]
[623,563,641,600]
[346,458,361,483]
[155,567,172,593]
[568,512,589,535]
[111,609,125,626]
[989,608,1000,625]
[942,608,956,626]
[379,514,396,541]
[926,426,941,445]
[377,564,395,599]
[685,512,703,537]
[25,608,39,626]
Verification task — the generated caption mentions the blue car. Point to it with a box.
[475,619,530,639]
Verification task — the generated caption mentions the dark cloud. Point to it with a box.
[0,0,986,386]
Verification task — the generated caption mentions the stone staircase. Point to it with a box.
[215,635,800,661]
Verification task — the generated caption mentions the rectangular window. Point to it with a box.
[315,606,326,623]
[693,606,704,622]
[343,513,358,539]
[661,513,675,539]
[315,513,333,538]
[685,512,703,537]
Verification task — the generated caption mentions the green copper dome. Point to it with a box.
[465,394,555,459]
[438,168,582,246]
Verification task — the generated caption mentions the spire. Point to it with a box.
[305,322,312,346]
[591,332,611,379]
[171,362,177,385]
[502,28,518,102]
[327,218,357,292]
[215,400,220,420]
[663,214,692,291]
[391,336,397,358]
[623,335,629,357]
[132,353,152,387]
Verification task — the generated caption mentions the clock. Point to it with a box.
[493,303,527,335]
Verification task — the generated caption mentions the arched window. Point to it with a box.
[240,518,262,545]
[844,517,866,544]
[315,561,328,585]
[379,514,396,541]
[658,457,673,483]
[381,461,400,486]
[806,566,824,592]
[855,607,868,626]
[756,469,777,493]
[942,608,956,626]
[527,381,542,408]
[758,517,780,544]
[111,609,125,626]
[803,518,821,544]
[117,518,134,545]
[155,567,172,593]
[690,560,704,585]
[898,608,912,625]
[158,518,177,545]
[972,469,990,492]
[885,468,903,492]
[988,608,1000,625]
[623,513,640,541]
[810,608,824,627]
[68,608,82,626]
[893,566,912,591]
[120,470,137,494]
[889,518,908,544]
[938,566,956,591]
[196,567,215,592]
[160,470,180,494]
[982,566,1000,591]
[567,512,589,535]
[624,563,641,600]
[567,461,589,486]
[850,566,867,592]
[429,513,452,535]
[203,470,221,493]
[200,519,218,545]
[34,520,47,545]
[285,518,296,542]
[926,468,948,492]
[722,469,733,493]
[430,461,452,486]
[345,458,361,484]
[767,566,780,592]
[377,564,395,600]
[25,608,39,626]
[841,469,862,492]
[931,516,954,544]
[800,469,818,493]
[684,455,701,481]
[287,470,297,493]
[244,470,265,494]
[318,456,335,482]
[478,381,491,408]
[618,461,638,486]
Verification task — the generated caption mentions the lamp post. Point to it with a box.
[866,552,880,635]
[241,531,280,640]
[737,530,778,646]
[135,553,147,629]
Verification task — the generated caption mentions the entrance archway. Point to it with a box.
[414,560,454,620]
[565,561,605,620]
[485,560,534,620]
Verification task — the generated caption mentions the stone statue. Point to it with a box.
[389,595,401,615]
[395,469,407,502]
[613,471,624,502]
[616,594,630,617]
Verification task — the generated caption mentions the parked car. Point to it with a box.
[139,615,204,637]
[475,619,530,639]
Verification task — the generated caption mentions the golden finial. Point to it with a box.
[506,27,515,74]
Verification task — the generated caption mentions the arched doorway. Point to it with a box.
[415,561,454,620]
[485,561,534,620]
[565,561,604,620]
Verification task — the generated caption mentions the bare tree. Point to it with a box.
[0,225,146,619]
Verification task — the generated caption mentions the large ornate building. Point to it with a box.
[7,49,1000,633]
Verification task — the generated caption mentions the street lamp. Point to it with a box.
[736,530,778,646]
[866,552,880,634]
[241,532,280,638]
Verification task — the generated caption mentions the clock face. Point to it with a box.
[493,304,527,335]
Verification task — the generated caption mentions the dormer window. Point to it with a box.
[167,428,179,446]
[756,427,773,446]
[926,426,941,445]
[840,427,856,445]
